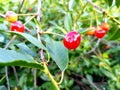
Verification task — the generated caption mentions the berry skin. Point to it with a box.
[63,31,81,50]
[5,11,18,23]
[10,21,25,33]
[101,22,109,32]
[95,29,106,38]
[86,29,95,36]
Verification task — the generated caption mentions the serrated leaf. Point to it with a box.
[64,13,72,32]
[46,38,69,71]
[10,32,46,50]
[0,48,43,69]
[16,43,38,57]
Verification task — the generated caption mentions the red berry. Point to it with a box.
[10,21,25,33]
[63,31,81,50]
[95,29,106,38]
[101,22,109,32]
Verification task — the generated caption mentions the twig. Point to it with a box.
[36,0,60,89]
[12,66,19,84]
[87,39,101,54]
[86,0,120,25]
[72,72,100,90]
[5,67,10,90]
[4,35,17,49]
[4,35,17,90]
[33,69,37,90]
[86,0,104,13]
[18,0,25,13]
[33,0,42,89]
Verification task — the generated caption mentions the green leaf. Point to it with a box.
[16,43,38,57]
[46,38,69,71]
[68,0,75,11]
[100,68,117,81]
[86,74,93,82]
[10,32,46,50]
[106,24,120,41]
[49,21,67,34]
[78,28,89,34]
[0,34,5,42]
[0,86,7,90]
[64,13,72,32]
[104,0,113,6]
[0,48,43,69]
[115,0,120,7]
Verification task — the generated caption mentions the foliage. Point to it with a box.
[0,0,120,90]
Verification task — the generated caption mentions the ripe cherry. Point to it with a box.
[86,29,95,36]
[5,11,18,23]
[63,31,81,50]
[95,29,106,38]
[101,22,109,32]
[10,21,25,33]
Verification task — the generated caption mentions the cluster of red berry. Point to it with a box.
[63,23,109,50]
[5,11,25,32]
[86,23,109,38]
[6,11,109,51]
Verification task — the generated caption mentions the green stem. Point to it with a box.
[24,16,35,25]
[74,3,87,29]
[17,13,37,16]
[40,31,64,37]
[57,71,64,85]
[106,14,120,25]
[43,63,60,90]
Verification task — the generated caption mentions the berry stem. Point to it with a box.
[40,31,64,37]
[24,15,36,25]
[17,13,37,16]
[74,3,87,29]
[94,10,98,26]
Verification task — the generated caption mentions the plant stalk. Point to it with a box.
[43,62,60,90]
